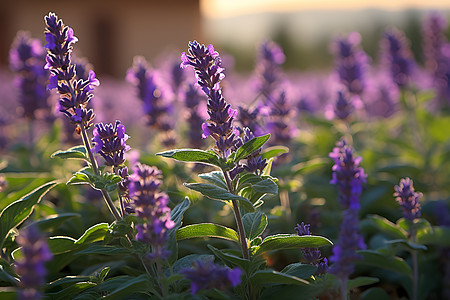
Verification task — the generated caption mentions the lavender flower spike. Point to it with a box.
[9,31,50,120]
[44,12,99,128]
[394,178,422,221]
[329,139,367,210]
[181,41,240,157]
[180,260,242,294]
[128,163,175,260]
[92,120,131,169]
[382,28,416,88]
[15,225,52,300]
[331,32,369,95]
[254,40,286,98]
[295,222,328,275]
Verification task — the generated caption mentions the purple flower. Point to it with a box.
[180,260,242,294]
[329,139,367,210]
[394,178,422,221]
[329,139,366,280]
[295,222,328,275]
[423,12,447,73]
[265,90,297,147]
[9,31,50,120]
[254,40,286,98]
[91,120,130,168]
[43,12,97,128]
[329,209,366,279]
[181,83,206,148]
[129,163,175,260]
[15,225,52,300]
[126,56,176,147]
[382,28,416,87]
[331,32,369,95]
[181,41,241,157]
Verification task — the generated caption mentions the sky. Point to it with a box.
[201,0,450,19]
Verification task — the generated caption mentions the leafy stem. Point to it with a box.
[223,169,249,260]
[79,123,122,221]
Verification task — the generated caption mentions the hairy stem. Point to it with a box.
[79,124,122,221]
[223,170,249,260]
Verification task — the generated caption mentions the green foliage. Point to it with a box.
[234,134,271,162]
[252,234,333,256]
[156,148,222,167]
[51,145,88,161]
[176,223,239,243]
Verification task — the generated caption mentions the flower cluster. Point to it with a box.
[394,177,422,221]
[15,225,52,300]
[44,12,99,128]
[9,31,50,120]
[265,90,297,147]
[329,139,366,280]
[254,40,286,98]
[331,32,369,95]
[382,28,416,87]
[180,260,242,294]
[128,163,175,259]
[295,222,328,275]
[181,83,206,148]
[92,120,130,169]
[329,139,367,209]
[126,56,176,147]
[181,41,240,157]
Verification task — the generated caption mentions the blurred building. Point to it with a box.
[0,0,202,77]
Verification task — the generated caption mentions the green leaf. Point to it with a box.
[75,245,130,256]
[48,236,77,254]
[260,146,289,160]
[67,167,97,186]
[170,254,214,274]
[184,183,254,212]
[360,215,408,240]
[251,178,278,194]
[167,197,191,264]
[176,223,239,243]
[249,270,309,286]
[207,245,251,272]
[156,148,221,167]
[348,276,380,290]
[98,275,150,300]
[281,263,317,279]
[26,213,79,232]
[385,239,428,251]
[51,145,88,161]
[198,171,227,190]
[262,158,273,176]
[292,157,329,175]
[417,226,450,247]
[253,234,333,256]
[75,223,109,245]
[356,250,412,278]
[0,258,18,285]
[47,282,97,299]
[0,181,57,249]
[242,211,268,240]
[234,134,270,162]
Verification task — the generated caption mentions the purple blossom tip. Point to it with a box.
[394,177,422,221]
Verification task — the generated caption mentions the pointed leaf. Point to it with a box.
[156,149,221,167]
[47,282,97,299]
[75,223,109,245]
[249,270,309,286]
[385,239,427,251]
[253,234,333,255]
[0,181,57,249]
[417,226,450,247]
[184,183,254,212]
[98,275,149,300]
[51,145,88,161]
[251,178,278,194]
[75,245,130,256]
[199,171,227,190]
[167,197,191,264]
[176,223,239,243]
[260,146,289,160]
[207,245,251,271]
[281,263,317,279]
[360,215,408,240]
[356,250,412,278]
[234,134,270,162]
[348,276,380,290]
[26,213,79,232]
[242,211,268,240]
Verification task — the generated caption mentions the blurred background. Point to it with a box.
[1,0,450,78]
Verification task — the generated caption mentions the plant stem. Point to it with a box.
[223,170,249,260]
[411,228,418,300]
[79,124,122,221]
[340,277,348,300]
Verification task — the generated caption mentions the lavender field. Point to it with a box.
[1,9,450,300]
